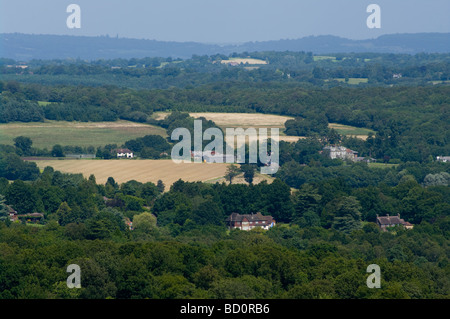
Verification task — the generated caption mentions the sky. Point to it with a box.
[1,0,449,43]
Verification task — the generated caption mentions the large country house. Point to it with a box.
[226,212,276,231]
[323,145,358,161]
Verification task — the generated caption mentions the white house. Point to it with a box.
[116,148,134,158]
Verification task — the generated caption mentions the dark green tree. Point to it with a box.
[13,136,33,155]
[157,179,165,193]
[51,144,64,157]
[241,164,256,184]
[292,184,322,226]
[225,164,240,184]
[5,180,39,214]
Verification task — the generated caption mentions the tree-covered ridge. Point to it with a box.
[0,164,448,299]
[1,51,449,89]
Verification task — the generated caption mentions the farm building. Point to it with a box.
[376,214,413,231]
[191,150,235,163]
[203,152,235,163]
[9,211,44,223]
[354,156,376,163]
[226,212,276,231]
[3,205,17,222]
[436,156,450,163]
[66,154,96,159]
[115,148,134,158]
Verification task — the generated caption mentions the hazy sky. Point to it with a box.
[1,0,449,43]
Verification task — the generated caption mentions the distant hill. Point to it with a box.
[1,32,449,61]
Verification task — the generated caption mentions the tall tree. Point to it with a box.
[225,164,241,184]
[157,179,165,193]
[241,164,256,185]
[0,194,8,218]
[328,196,363,233]
[292,184,322,226]
[265,179,295,223]
[133,212,157,233]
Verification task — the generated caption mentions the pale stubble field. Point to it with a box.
[34,159,231,186]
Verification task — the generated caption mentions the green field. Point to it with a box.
[0,113,376,151]
[328,123,375,138]
[368,162,399,169]
[333,78,369,85]
[0,120,167,149]
[37,101,54,106]
[313,55,336,62]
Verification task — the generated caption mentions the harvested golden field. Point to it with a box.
[189,112,292,129]
[278,136,306,142]
[155,112,294,129]
[33,159,231,186]
[205,172,275,185]
[154,112,372,140]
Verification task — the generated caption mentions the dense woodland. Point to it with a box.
[0,51,449,299]
[0,164,449,299]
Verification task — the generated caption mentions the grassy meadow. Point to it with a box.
[0,120,167,149]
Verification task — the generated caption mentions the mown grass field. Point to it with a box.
[155,112,374,141]
[33,159,231,186]
[313,55,336,62]
[333,78,369,85]
[0,120,167,149]
[328,123,375,140]
[155,112,304,142]
[368,162,399,169]
[220,57,268,65]
[0,114,374,152]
